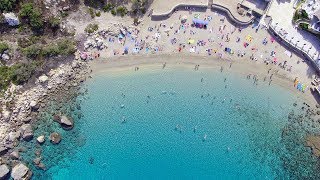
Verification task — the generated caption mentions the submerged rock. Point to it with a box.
[0,164,10,179]
[33,157,41,165]
[36,135,45,144]
[50,132,61,144]
[306,135,320,157]
[11,163,32,180]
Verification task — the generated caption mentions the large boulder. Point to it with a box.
[7,131,21,142]
[50,132,61,144]
[10,151,20,160]
[20,124,33,141]
[36,135,45,144]
[11,163,32,180]
[1,53,10,61]
[3,13,20,26]
[60,116,74,130]
[29,101,39,112]
[38,75,49,83]
[0,164,10,179]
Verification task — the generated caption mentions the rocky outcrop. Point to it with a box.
[60,116,74,130]
[7,131,21,142]
[0,164,10,179]
[50,132,61,144]
[11,163,32,180]
[10,151,19,160]
[29,101,39,112]
[0,146,8,156]
[20,124,33,141]
[0,58,89,167]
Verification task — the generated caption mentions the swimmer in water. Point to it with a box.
[201,78,204,82]
[121,116,126,123]
[224,78,227,82]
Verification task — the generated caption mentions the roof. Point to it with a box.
[315,8,320,19]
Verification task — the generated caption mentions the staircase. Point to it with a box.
[208,0,213,8]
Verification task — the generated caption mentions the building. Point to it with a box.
[311,9,320,33]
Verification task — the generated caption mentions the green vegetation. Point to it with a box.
[49,16,61,30]
[0,61,39,90]
[17,36,41,48]
[42,39,76,57]
[103,3,115,12]
[84,0,105,8]
[0,0,17,12]
[131,0,149,15]
[22,39,76,58]
[19,3,44,31]
[0,42,9,54]
[88,7,95,18]
[84,23,99,33]
[60,11,69,18]
[299,23,309,30]
[111,9,116,16]
[95,11,101,17]
[293,9,309,21]
[22,44,42,58]
[116,6,127,17]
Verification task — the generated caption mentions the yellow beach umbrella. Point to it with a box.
[188,39,195,44]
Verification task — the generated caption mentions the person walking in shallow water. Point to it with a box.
[220,66,223,72]
[162,62,166,69]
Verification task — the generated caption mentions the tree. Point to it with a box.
[0,0,17,12]
[49,16,61,30]
[19,3,44,31]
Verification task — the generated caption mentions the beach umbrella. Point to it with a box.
[80,53,87,60]
[188,39,195,44]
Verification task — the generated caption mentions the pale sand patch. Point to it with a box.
[89,54,317,106]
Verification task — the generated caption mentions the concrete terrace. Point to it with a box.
[267,0,320,61]
[150,0,252,23]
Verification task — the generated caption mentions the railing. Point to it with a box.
[151,4,208,20]
[211,3,254,26]
[150,2,254,26]
[268,21,320,73]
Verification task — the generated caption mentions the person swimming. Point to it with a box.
[121,116,126,123]
[203,134,207,141]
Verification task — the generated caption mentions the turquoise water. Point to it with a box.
[28,66,319,179]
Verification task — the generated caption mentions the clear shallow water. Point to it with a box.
[32,66,312,179]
